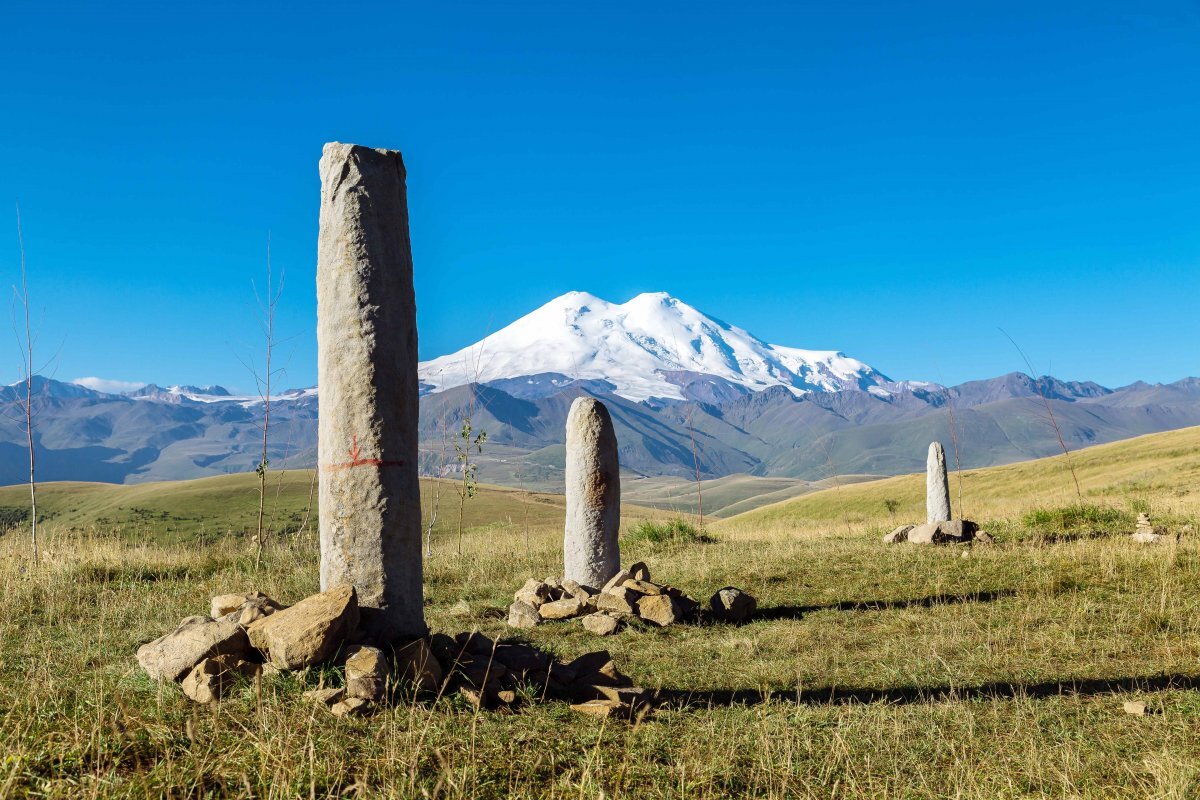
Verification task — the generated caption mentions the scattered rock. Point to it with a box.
[180,655,259,703]
[137,616,251,683]
[582,613,622,636]
[393,638,444,692]
[883,525,914,544]
[974,531,995,545]
[303,687,345,706]
[1132,532,1163,544]
[538,597,586,620]
[514,578,552,608]
[247,585,359,670]
[507,600,541,629]
[709,587,757,623]
[637,593,689,626]
[570,698,630,718]
[627,561,650,582]
[602,569,632,592]
[598,586,641,615]
[344,645,389,702]
[211,593,254,618]
[456,631,496,656]
[907,520,977,545]
[330,696,371,718]
[622,579,663,595]
[1123,700,1149,716]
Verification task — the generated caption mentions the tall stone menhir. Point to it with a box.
[563,397,621,588]
[316,142,425,641]
[926,441,952,523]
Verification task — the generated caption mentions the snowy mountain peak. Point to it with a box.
[419,291,908,402]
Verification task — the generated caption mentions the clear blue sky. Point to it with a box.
[3,1,1198,393]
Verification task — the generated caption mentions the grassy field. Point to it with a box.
[1,428,1199,798]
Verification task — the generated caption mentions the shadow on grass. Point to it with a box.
[754,589,1017,621]
[654,673,1200,709]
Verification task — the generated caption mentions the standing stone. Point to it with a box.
[563,397,621,587]
[317,142,425,641]
[926,441,952,524]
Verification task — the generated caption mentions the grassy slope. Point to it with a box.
[1,428,1199,797]
[718,425,1200,534]
[0,472,667,543]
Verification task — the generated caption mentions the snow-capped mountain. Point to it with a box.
[419,291,921,402]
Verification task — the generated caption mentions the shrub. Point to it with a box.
[624,518,713,546]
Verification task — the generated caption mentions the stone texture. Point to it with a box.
[622,579,663,595]
[137,616,250,683]
[563,397,621,588]
[597,586,640,615]
[317,142,425,642]
[331,696,371,717]
[627,561,650,582]
[538,597,586,620]
[883,525,914,544]
[514,578,552,608]
[709,587,757,623]
[926,441,952,524]
[582,613,621,636]
[907,519,977,545]
[344,645,389,702]
[180,655,259,704]
[1133,513,1162,542]
[393,638,444,692]
[601,569,632,592]
[507,600,541,628]
[570,699,630,718]
[637,594,688,626]
[247,585,359,669]
[303,687,345,706]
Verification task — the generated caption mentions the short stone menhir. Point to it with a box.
[884,441,987,546]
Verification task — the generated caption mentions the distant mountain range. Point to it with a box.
[0,292,1197,487]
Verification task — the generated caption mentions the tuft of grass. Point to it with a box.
[624,517,714,546]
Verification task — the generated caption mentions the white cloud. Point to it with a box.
[73,377,147,394]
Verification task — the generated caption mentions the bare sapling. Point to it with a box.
[1000,329,1082,503]
[238,237,285,568]
[686,404,705,527]
[11,203,39,565]
[422,404,449,558]
[454,416,486,555]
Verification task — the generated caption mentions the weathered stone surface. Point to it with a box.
[637,593,688,626]
[561,579,597,602]
[709,587,757,623]
[507,600,541,628]
[597,586,640,615]
[344,645,389,701]
[538,597,586,620]
[1133,513,1162,542]
[456,631,495,656]
[1124,700,1149,716]
[602,569,632,592]
[1132,531,1163,544]
[317,142,425,642]
[393,638,444,692]
[622,579,663,595]
[180,655,259,704]
[570,698,630,718]
[330,696,371,717]
[883,525,914,544]
[627,561,650,582]
[582,613,621,636]
[926,442,952,523]
[247,585,359,669]
[303,687,345,706]
[907,519,977,545]
[211,593,252,618]
[563,397,621,588]
[137,617,250,683]
[514,578,552,608]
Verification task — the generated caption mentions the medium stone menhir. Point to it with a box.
[316,142,425,640]
[926,441,952,523]
[563,397,621,588]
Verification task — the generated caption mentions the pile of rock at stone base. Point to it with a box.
[507,562,757,634]
[137,585,650,720]
[883,520,993,546]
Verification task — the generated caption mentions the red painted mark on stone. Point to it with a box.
[322,434,405,471]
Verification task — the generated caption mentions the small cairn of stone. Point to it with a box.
[509,563,756,632]
[1132,512,1163,544]
[137,585,647,719]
